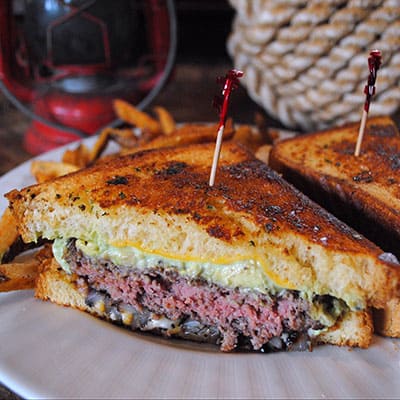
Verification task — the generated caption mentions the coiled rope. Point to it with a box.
[228,0,400,131]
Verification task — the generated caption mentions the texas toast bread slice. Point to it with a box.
[269,116,400,337]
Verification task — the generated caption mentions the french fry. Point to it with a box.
[108,128,138,149]
[93,127,138,156]
[255,144,272,165]
[0,208,19,263]
[161,119,234,143]
[62,143,91,168]
[113,99,161,134]
[233,124,265,152]
[0,243,53,293]
[121,120,235,155]
[31,160,79,183]
[153,106,176,135]
[0,258,39,292]
[88,127,112,164]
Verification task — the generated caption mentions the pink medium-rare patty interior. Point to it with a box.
[65,239,327,351]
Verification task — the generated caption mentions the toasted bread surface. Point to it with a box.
[318,309,373,349]
[6,142,400,310]
[269,116,400,252]
[373,298,400,337]
[35,257,89,312]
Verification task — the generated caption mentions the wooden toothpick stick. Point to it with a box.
[209,69,243,186]
[354,50,382,156]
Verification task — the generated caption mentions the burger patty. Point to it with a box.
[64,239,328,352]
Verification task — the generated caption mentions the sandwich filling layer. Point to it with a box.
[56,238,349,352]
[54,238,287,293]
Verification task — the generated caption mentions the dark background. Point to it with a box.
[174,0,235,64]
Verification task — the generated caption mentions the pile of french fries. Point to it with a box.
[0,99,288,293]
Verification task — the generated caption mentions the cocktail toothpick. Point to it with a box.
[209,69,243,186]
[354,50,382,156]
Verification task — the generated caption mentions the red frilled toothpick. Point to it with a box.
[354,50,382,156]
[209,69,243,186]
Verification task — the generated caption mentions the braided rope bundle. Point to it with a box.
[227,0,400,131]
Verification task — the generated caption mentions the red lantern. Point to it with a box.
[0,0,176,154]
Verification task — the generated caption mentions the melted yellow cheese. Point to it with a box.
[53,238,295,293]
[110,240,296,290]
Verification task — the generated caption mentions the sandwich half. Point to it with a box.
[269,115,400,337]
[6,142,400,352]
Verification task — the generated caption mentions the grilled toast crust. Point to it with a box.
[269,116,400,336]
[269,116,400,254]
[373,299,400,338]
[6,142,400,310]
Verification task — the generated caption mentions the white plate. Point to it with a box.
[1,139,400,399]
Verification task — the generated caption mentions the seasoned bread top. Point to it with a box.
[6,141,400,309]
[269,116,400,238]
